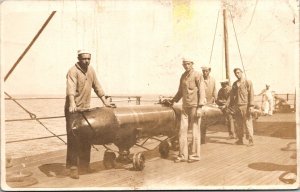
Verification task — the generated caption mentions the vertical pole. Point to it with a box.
[223,9,230,84]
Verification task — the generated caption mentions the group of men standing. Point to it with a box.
[64,51,255,178]
[169,57,255,163]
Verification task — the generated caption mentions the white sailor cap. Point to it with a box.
[77,49,91,56]
[201,66,211,71]
[220,79,229,84]
[182,56,194,63]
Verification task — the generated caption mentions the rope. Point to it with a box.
[5,92,37,119]
[5,92,67,144]
[5,97,65,100]
[208,9,220,65]
[5,115,65,122]
[228,10,247,79]
[6,134,67,144]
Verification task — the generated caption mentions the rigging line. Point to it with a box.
[32,118,67,144]
[6,134,67,144]
[6,115,65,122]
[4,11,56,82]
[5,97,65,100]
[209,9,220,65]
[228,10,247,79]
[4,91,67,144]
[4,92,37,119]
[239,0,258,35]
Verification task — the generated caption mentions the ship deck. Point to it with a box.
[4,113,298,190]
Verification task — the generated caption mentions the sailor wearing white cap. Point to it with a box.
[216,79,236,139]
[77,49,91,56]
[65,49,114,179]
[200,65,217,144]
[201,66,217,104]
[169,56,206,163]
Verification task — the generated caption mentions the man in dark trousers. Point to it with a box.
[65,50,113,179]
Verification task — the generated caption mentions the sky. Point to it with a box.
[1,0,299,97]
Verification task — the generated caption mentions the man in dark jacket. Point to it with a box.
[216,79,235,139]
[227,68,255,146]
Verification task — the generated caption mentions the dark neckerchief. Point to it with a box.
[75,63,88,74]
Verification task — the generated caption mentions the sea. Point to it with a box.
[4,94,163,159]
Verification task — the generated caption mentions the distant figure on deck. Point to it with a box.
[200,66,217,144]
[169,56,206,163]
[227,68,255,146]
[65,50,113,179]
[258,84,274,116]
[216,79,235,139]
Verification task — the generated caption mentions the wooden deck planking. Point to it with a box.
[4,113,298,189]
[159,147,250,186]
[186,144,269,186]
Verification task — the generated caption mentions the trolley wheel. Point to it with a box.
[132,152,145,171]
[159,141,170,158]
[103,150,116,169]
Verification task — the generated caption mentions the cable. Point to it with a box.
[5,115,65,122]
[209,9,220,65]
[6,134,67,144]
[229,10,247,79]
[5,92,67,144]
[5,92,37,119]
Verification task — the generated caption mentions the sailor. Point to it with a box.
[201,66,217,104]
[200,66,217,144]
[227,68,255,146]
[169,56,206,163]
[65,50,113,179]
[216,79,235,139]
[258,84,274,116]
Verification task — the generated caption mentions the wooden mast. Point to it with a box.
[223,8,230,84]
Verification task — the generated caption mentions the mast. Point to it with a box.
[223,8,230,84]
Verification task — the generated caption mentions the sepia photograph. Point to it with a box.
[1,0,299,190]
